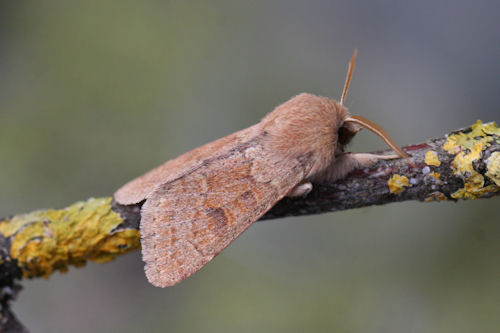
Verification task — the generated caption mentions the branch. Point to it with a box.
[0,120,499,332]
[265,120,500,219]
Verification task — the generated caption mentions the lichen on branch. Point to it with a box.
[0,121,498,283]
[0,197,139,280]
[0,120,499,332]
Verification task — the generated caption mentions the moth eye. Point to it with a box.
[338,126,356,145]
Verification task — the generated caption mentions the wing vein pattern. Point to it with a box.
[140,139,312,287]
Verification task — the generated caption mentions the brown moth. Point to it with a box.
[114,50,410,287]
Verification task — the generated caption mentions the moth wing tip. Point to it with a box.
[140,236,179,288]
[144,265,179,288]
[140,220,204,288]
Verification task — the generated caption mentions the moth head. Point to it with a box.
[341,115,410,161]
[336,49,410,162]
[337,119,361,147]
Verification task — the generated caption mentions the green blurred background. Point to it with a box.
[1,1,499,332]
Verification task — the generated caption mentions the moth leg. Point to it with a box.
[351,153,400,166]
[287,181,313,197]
[323,153,399,182]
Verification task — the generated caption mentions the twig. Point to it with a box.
[0,120,499,332]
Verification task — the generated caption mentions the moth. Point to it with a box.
[114,50,410,287]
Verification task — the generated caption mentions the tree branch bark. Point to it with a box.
[0,120,499,332]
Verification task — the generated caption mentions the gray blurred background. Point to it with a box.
[1,1,499,332]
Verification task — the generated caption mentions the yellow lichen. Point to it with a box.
[452,141,484,174]
[425,150,441,166]
[444,120,499,154]
[388,174,410,194]
[0,197,140,278]
[451,184,500,199]
[443,121,500,199]
[428,172,442,185]
[443,137,459,154]
[424,191,449,202]
[472,120,500,136]
[430,172,441,180]
[485,152,500,186]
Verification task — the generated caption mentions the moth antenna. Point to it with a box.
[345,115,412,163]
[340,49,358,105]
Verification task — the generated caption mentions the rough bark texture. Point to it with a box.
[0,121,499,332]
[265,135,495,219]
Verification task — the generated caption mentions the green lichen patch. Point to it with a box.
[0,197,140,279]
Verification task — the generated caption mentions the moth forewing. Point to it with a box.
[114,125,260,205]
[140,138,313,287]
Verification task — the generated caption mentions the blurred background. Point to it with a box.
[1,1,499,332]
